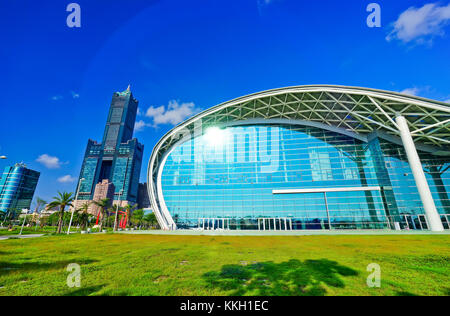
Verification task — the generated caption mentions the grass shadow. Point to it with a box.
[0,259,98,276]
[203,259,358,296]
[64,285,105,296]
[395,291,417,296]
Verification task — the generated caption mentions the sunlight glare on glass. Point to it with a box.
[204,127,229,145]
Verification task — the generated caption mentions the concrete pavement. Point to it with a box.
[0,234,45,241]
[119,229,450,236]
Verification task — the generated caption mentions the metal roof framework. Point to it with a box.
[147,85,450,229]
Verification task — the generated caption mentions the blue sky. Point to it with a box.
[0,0,449,204]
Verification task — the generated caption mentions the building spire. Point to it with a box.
[127,84,131,92]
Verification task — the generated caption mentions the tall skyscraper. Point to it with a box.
[0,163,40,213]
[75,86,144,208]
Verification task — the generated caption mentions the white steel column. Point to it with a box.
[395,115,444,231]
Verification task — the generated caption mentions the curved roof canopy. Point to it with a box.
[151,84,450,163]
[151,84,450,167]
[148,85,450,223]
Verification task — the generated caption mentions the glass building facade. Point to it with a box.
[77,86,144,204]
[148,86,450,231]
[0,163,40,213]
[159,125,450,230]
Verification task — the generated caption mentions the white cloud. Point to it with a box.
[51,95,63,101]
[387,3,450,45]
[36,154,63,169]
[134,120,150,132]
[71,91,80,99]
[144,100,200,127]
[57,175,76,183]
[399,87,420,96]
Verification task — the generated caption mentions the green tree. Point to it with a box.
[123,204,137,228]
[92,198,110,231]
[39,215,49,228]
[144,212,159,229]
[48,212,59,226]
[76,202,91,231]
[34,197,47,213]
[110,206,122,230]
[132,209,144,228]
[47,192,74,234]
[106,207,115,228]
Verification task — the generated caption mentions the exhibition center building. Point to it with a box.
[148,86,450,232]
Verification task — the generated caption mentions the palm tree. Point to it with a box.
[107,207,116,228]
[92,198,110,231]
[123,204,137,228]
[112,205,122,231]
[144,212,158,229]
[76,202,91,231]
[47,192,74,234]
[32,197,47,230]
[132,208,144,228]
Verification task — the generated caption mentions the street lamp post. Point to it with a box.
[19,210,28,236]
[114,190,123,232]
[67,178,85,235]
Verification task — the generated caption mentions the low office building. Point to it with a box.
[0,163,40,214]
[73,180,115,216]
[148,85,450,231]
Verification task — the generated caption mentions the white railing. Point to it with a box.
[192,214,450,231]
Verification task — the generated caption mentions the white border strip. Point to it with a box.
[273,186,381,194]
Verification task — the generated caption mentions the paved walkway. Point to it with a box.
[119,229,450,236]
[1,230,448,239]
[0,234,45,241]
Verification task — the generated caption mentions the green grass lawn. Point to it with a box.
[0,225,110,237]
[0,226,58,236]
[0,234,449,296]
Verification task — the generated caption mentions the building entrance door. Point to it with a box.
[258,218,292,231]
[198,218,230,230]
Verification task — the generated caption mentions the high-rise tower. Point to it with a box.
[75,86,144,207]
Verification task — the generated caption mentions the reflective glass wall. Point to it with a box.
[378,139,450,229]
[160,124,450,230]
[162,125,378,229]
[0,164,40,213]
